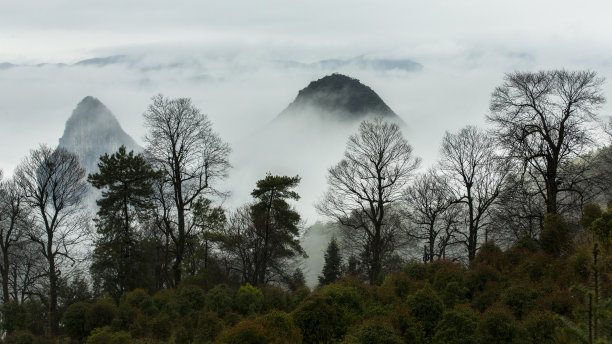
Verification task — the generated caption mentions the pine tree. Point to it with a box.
[318,237,342,286]
[88,145,160,298]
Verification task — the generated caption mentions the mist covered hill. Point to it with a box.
[58,96,142,172]
[275,73,402,123]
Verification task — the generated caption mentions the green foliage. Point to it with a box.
[540,213,571,256]
[4,330,34,344]
[475,307,523,344]
[342,318,403,344]
[570,246,593,282]
[522,311,559,344]
[175,285,206,316]
[382,272,416,299]
[215,320,271,344]
[235,283,264,315]
[285,268,307,291]
[406,285,445,336]
[149,313,172,341]
[431,261,468,308]
[319,237,343,286]
[289,286,311,309]
[88,146,160,299]
[62,301,90,340]
[291,296,344,344]
[261,286,289,312]
[86,326,132,344]
[501,283,539,319]
[582,203,603,229]
[513,235,540,252]
[86,299,118,333]
[389,306,426,344]
[472,241,505,269]
[589,207,612,246]
[206,284,235,317]
[432,306,478,344]
[258,310,302,343]
[194,311,224,343]
[403,260,428,281]
[249,174,305,285]
[1,301,30,333]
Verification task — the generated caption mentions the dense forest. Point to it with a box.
[1,70,612,343]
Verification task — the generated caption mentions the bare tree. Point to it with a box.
[317,118,420,284]
[402,169,459,262]
[0,177,29,302]
[144,94,231,285]
[440,126,508,262]
[488,70,605,215]
[489,173,546,243]
[14,145,89,335]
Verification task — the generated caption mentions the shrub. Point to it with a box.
[215,320,271,344]
[522,311,558,344]
[235,283,264,315]
[176,285,206,316]
[120,288,151,310]
[4,330,35,344]
[62,301,90,340]
[472,241,504,270]
[475,307,523,344]
[569,246,592,282]
[382,272,415,298]
[194,311,224,343]
[206,284,235,316]
[540,213,571,256]
[86,326,132,344]
[261,286,289,312]
[1,301,29,333]
[389,306,426,344]
[432,306,478,344]
[406,286,444,336]
[258,310,302,344]
[501,284,539,319]
[289,286,310,309]
[149,313,172,341]
[403,261,428,281]
[513,235,540,253]
[291,296,344,344]
[581,203,602,229]
[85,299,117,332]
[342,318,403,344]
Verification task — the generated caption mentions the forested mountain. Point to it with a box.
[58,96,141,172]
[275,73,401,123]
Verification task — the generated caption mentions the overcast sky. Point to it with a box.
[1,0,612,221]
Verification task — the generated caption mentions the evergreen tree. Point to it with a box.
[250,174,305,285]
[88,145,160,298]
[318,237,342,286]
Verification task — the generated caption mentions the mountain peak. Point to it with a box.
[277,73,398,122]
[59,96,141,172]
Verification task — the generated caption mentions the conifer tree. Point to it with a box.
[318,237,342,286]
[88,145,160,298]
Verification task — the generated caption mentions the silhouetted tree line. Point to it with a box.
[0,70,612,343]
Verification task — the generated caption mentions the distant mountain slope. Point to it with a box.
[58,96,141,172]
[275,73,401,123]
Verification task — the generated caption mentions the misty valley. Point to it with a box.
[1,71,612,344]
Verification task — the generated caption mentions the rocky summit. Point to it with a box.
[58,96,141,172]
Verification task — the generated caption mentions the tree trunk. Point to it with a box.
[1,250,9,303]
[370,227,382,285]
[48,254,58,336]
